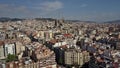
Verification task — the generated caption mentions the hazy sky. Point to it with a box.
[0,0,120,22]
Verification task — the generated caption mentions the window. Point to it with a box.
[6,47,8,56]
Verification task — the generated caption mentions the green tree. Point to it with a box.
[6,54,17,62]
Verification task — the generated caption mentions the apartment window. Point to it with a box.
[6,47,8,56]
[0,48,1,57]
[12,46,15,54]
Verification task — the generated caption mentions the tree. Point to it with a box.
[6,54,17,62]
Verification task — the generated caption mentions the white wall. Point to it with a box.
[5,43,15,56]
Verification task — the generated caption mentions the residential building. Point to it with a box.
[0,41,5,59]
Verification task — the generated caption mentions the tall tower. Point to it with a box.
[54,19,59,28]
[59,17,65,29]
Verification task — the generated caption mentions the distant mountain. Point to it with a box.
[35,18,55,21]
[0,17,96,23]
[0,17,11,22]
[0,17,24,22]
[104,20,120,24]
[65,20,96,23]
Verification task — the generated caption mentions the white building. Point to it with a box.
[53,41,67,47]
[4,43,15,56]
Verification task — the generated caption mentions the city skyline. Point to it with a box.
[0,0,120,22]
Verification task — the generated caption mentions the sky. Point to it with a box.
[0,0,120,22]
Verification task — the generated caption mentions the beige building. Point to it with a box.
[82,51,90,63]
[15,42,24,55]
[118,33,120,39]
[37,30,54,40]
[65,51,72,65]
[0,41,5,59]
[64,49,84,66]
